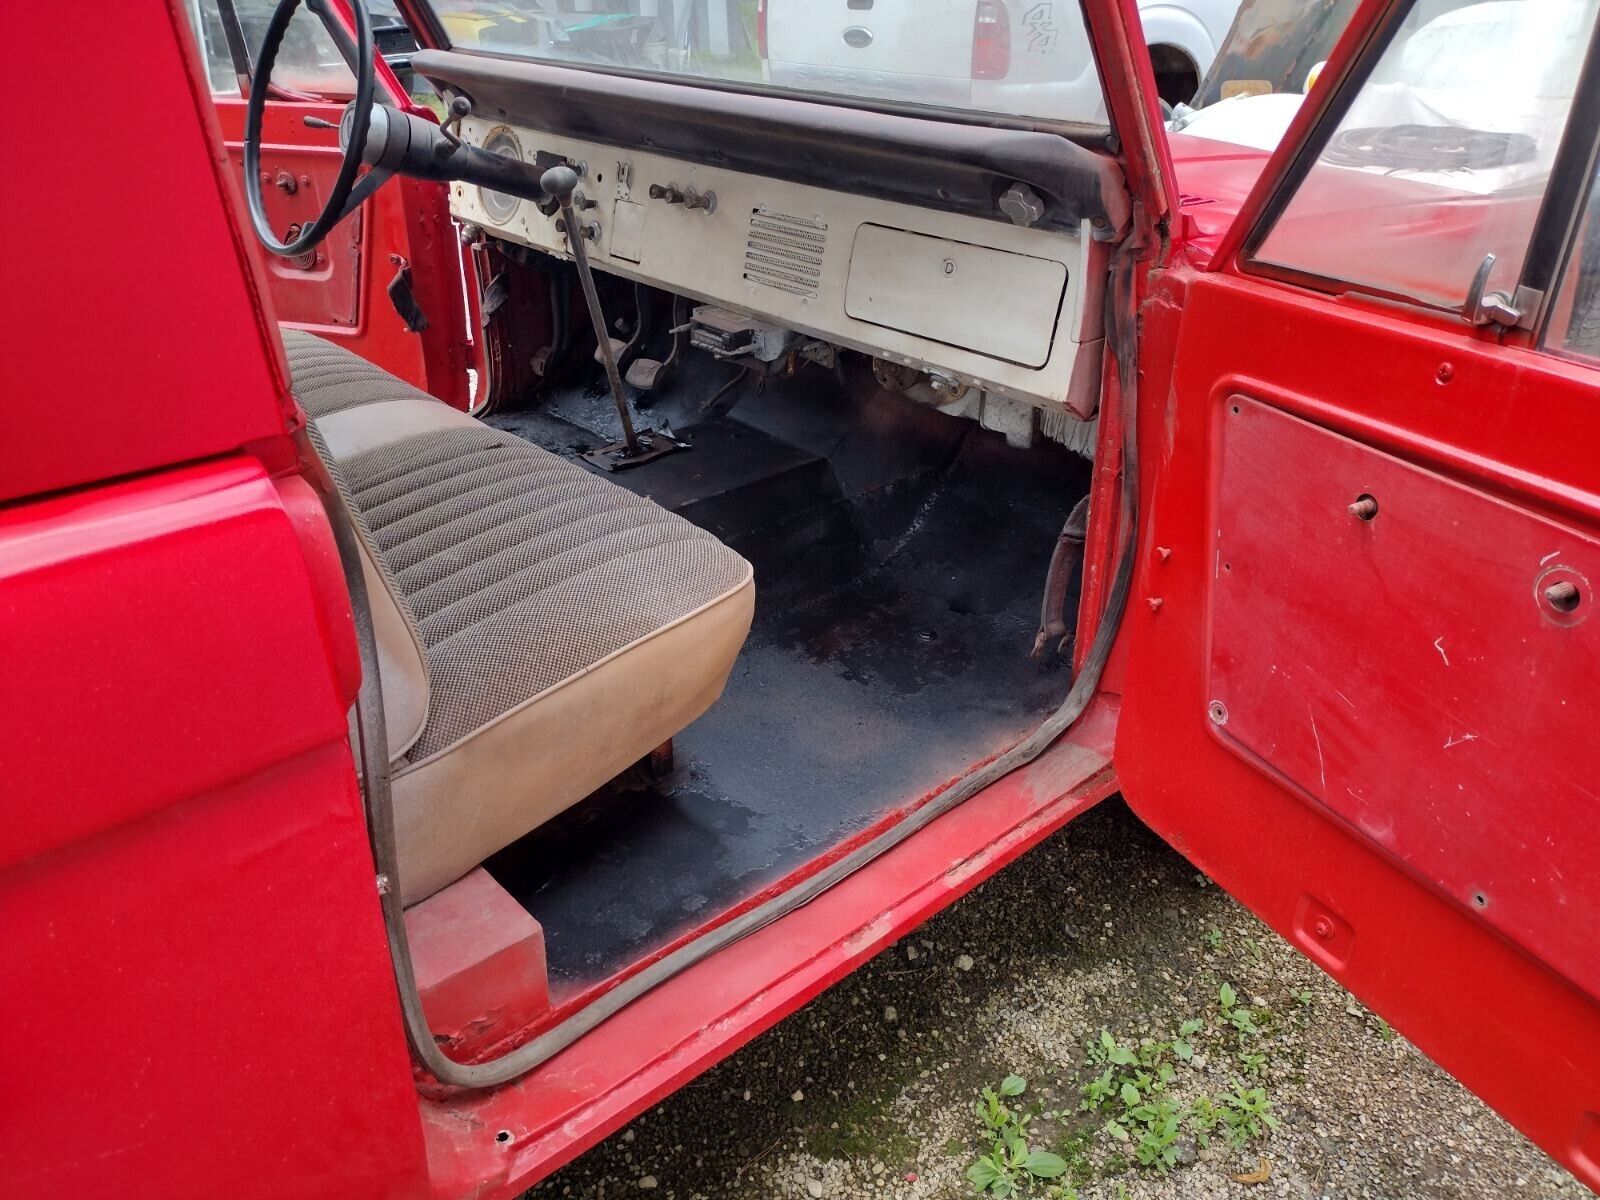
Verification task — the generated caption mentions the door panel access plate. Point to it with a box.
[844,224,1067,368]
[1208,397,1600,1000]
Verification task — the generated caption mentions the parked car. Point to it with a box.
[760,0,1244,120]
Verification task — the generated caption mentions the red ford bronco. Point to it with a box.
[3,0,1598,1194]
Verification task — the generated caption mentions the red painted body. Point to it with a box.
[4,0,1599,1196]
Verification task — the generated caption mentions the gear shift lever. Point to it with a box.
[541,164,685,470]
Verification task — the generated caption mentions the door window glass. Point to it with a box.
[184,0,409,97]
[1249,0,1600,312]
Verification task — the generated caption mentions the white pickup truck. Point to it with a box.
[760,0,1243,122]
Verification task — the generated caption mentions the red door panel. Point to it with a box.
[211,96,474,410]
[1209,396,1600,1002]
[241,106,366,328]
[1117,267,1600,1189]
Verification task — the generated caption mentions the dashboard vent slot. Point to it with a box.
[744,209,827,299]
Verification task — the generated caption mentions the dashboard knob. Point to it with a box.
[649,183,685,205]
[541,164,580,201]
[682,188,717,213]
[998,182,1045,228]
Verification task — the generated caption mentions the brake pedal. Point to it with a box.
[593,336,629,365]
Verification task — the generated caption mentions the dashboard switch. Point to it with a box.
[683,188,717,214]
[648,183,685,205]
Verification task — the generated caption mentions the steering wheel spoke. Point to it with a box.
[339,166,396,223]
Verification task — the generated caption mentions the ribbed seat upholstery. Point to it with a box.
[284,328,433,418]
[282,331,755,904]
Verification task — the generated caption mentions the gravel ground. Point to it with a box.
[529,799,1583,1200]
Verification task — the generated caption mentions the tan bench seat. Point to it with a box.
[283,330,754,904]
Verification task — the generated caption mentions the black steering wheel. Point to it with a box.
[244,0,384,257]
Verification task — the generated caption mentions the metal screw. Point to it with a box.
[375,873,390,895]
[1435,361,1455,384]
[1207,700,1228,725]
[1348,495,1379,521]
[1312,916,1335,941]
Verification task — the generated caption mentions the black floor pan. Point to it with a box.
[485,374,1090,994]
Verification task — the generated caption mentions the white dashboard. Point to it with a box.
[449,117,1106,417]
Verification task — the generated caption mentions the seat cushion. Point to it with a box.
[286,334,754,903]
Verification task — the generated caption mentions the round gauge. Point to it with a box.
[478,127,523,225]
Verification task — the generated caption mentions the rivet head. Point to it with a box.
[1207,700,1228,725]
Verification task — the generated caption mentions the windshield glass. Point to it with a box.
[421,0,1109,125]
